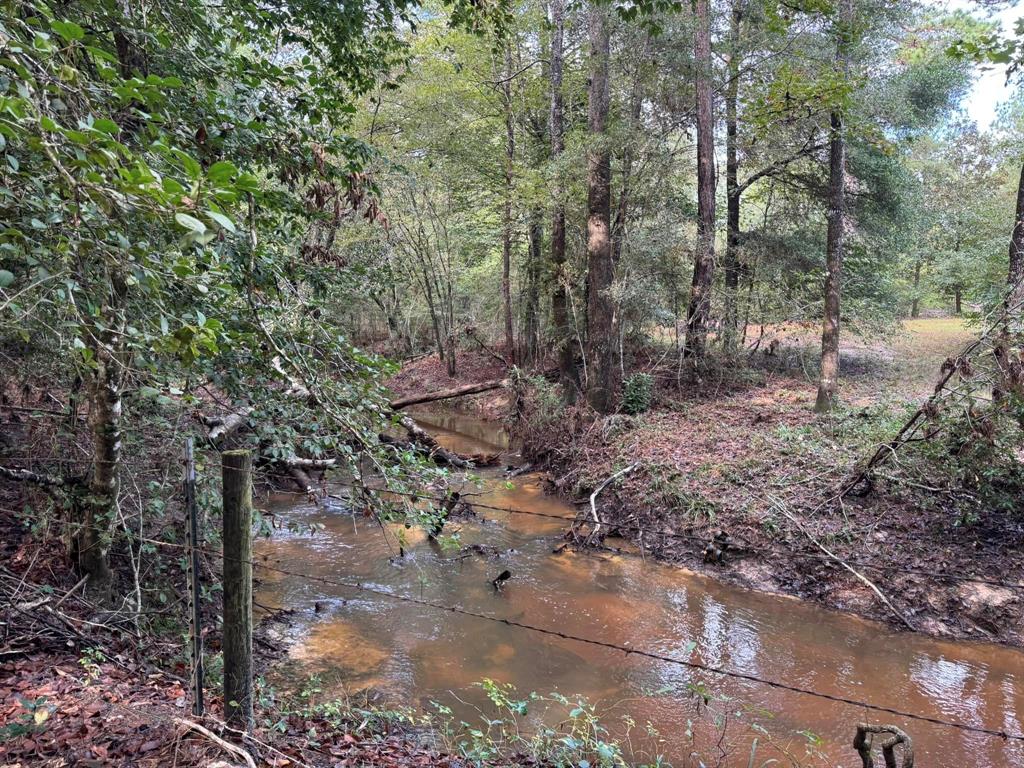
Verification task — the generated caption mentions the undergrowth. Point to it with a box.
[274,675,828,768]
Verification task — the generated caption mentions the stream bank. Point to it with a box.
[517,383,1024,648]
[387,330,1024,648]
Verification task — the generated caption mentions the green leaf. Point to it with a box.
[0,270,14,288]
[51,21,85,41]
[206,210,236,232]
[173,150,202,180]
[208,160,237,184]
[174,213,206,233]
[92,118,119,136]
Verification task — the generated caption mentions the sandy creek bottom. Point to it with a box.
[254,409,1024,767]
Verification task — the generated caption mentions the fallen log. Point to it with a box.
[0,466,70,487]
[379,416,499,469]
[281,457,336,470]
[389,378,510,410]
[208,408,253,447]
[288,466,315,494]
[398,413,468,467]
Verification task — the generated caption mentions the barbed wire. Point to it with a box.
[105,534,1024,742]
[3,504,1024,743]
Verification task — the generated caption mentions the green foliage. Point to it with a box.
[431,680,662,768]
[0,696,54,741]
[621,373,654,415]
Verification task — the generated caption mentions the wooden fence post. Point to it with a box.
[183,438,204,716]
[222,449,253,731]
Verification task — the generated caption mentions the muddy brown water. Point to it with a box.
[255,409,1024,767]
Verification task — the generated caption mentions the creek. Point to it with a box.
[255,409,1024,767]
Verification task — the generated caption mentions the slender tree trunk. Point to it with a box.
[523,207,544,364]
[910,259,922,318]
[445,296,457,376]
[722,0,744,351]
[502,43,516,363]
[549,0,579,402]
[585,2,614,413]
[1009,163,1024,302]
[76,276,128,601]
[612,41,646,266]
[685,0,716,359]
[814,0,852,413]
[422,274,446,363]
[954,286,962,315]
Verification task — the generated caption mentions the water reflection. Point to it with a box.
[255,410,1024,767]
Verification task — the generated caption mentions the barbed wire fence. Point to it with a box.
[12,453,1024,741]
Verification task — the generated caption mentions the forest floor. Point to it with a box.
[391,316,1024,646]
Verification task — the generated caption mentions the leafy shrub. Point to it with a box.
[894,402,1024,523]
[621,373,654,415]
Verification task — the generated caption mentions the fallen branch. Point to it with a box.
[0,465,69,487]
[769,498,916,631]
[841,285,1024,498]
[53,576,89,610]
[174,717,257,768]
[464,326,511,366]
[207,408,253,447]
[389,378,510,410]
[585,463,640,545]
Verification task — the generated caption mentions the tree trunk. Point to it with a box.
[685,0,716,360]
[423,275,446,363]
[814,0,852,414]
[612,39,646,266]
[995,162,1024,402]
[502,43,516,363]
[954,286,962,315]
[1009,163,1024,304]
[910,259,922,318]
[722,0,743,351]
[77,277,128,601]
[585,2,614,413]
[445,330,457,376]
[549,0,579,402]
[523,207,543,364]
